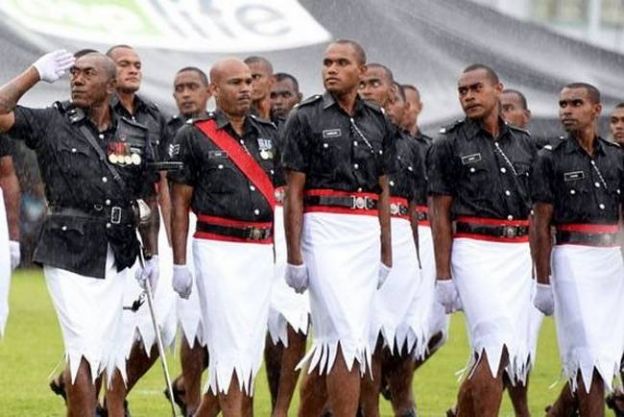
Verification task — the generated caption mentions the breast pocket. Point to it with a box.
[56,141,95,177]
[461,162,490,198]
[205,153,239,194]
[310,135,345,177]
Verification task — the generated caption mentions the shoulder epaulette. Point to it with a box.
[296,94,322,108]
[439,120,463,134]
[120,116,148,131]
[53,100,73,113]
[601,137,621,148]
[508,124,530,136]
[249,113,277,129]
[362,100,383,114]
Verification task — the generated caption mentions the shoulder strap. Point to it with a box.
[195,119,275,209]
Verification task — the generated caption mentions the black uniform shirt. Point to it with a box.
[112,94,168,161]
[531,135,624,225]
[168,111,277,222]
[271,115,287,188]
[412,131,432,206]
[8,103,156,278]
[281,92,395,194]
[0,134,14,158]
[389,130,426,202]
[427,118,536,220]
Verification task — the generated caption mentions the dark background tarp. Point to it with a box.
[1,0,623,137]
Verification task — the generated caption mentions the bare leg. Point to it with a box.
[385,346,417,417]
[273,326,307,417]
[106,341,158,417]
[545,382,577,417]
[577,369,604,417]
[65,358,97,417]
[326,345,361,417]
[359,337,382,417]
[298,366,328,417]
[181,336,208,416]
[457,350,506,417]
[194,390,221,417]
[505,374,530,417]
[265,334,284,411]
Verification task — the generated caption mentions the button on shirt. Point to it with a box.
[531,135,624,224]
[168,111,276,222]
[427,118,536,220]
[389,131,426,202]
[280,92,395,193]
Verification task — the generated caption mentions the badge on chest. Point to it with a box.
[257,137,273,160]
[107,141,142,166]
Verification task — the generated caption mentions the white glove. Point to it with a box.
[285,263,309,294]
[533,283,555,316]
[435,279,462,314]
[135,256,159,292]
[172,264,193,299]
[9,241,20,271]
[377,263,391,289]
[32,50,75,83]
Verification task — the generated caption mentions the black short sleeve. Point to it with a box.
[8,106,57,150]
[530,148,555,205]
[380,118,397,176]
[0,134,14,158]
[280,111,310,173]
[426,136,456,196]
[167,125,197,186]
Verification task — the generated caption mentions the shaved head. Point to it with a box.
[80,52,117,81]
[210,57,253,117]
[210,58,249,85]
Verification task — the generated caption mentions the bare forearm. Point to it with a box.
[284,172,305,265]
[408,201,420,267]
[139,196,159,256]
[531,224,552,284]
[171,185,192,265]
[158,172,172,244]
[430,196,453,279]
[377,175,392,266]
[0,67,40,115]
[0,173,20,240]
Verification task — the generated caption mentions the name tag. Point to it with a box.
[460,153,482,165]
[208,150,228,159]
[257,137,273,151]
[563,171,585,181]
[322,128,342,138]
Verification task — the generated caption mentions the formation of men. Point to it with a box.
[0,37,624,417]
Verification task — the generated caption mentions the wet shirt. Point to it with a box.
[412,132,432,206]
[0,133,14,158]
[531,135,624,225]
[281,92,395,194]
[112,94,168,162]
[8,103,156,278]
[168,111,277,222]
[427,118,536,220]
[389,130,426,202]
[271,114,287,188]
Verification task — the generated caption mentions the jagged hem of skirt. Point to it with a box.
[67,350,126,385]
[297,340,372,376]
[268,311,310,347]
[381,324,430,360]
[123,325,177,361]
[459,343,532,385]
[178,319,204,348]
[205,358,262,395]
[563,356,622,393]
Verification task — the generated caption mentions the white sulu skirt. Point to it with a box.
[0,189,10,337]
[451,238,532,383]
[268,205,310,346]
[176,212,205,347]
[371,217,425,355]
[299,212,380,375]
[193,237,273,395]
[552,244,624,392]
[119,211,177,369]
[44,247,127,384]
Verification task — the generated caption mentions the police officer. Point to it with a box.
[244,56,274,120]
[0,134,21,337]
[609,103,624,145]
[166,66,211,417]
[281,40,394,417]
[0,50,158,417]
[531,83,624,417]
[500,89,531,131]
[428,64,536,417]
[264,69,309,417]
[169,57,277,417]
[270,73,303,122]
[104,44,174,417]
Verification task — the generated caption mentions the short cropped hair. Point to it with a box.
[330,39,366,65]
[564,82,601,104]
[177,66,208,86]
[502,89,529,110]
[463,63,500,84]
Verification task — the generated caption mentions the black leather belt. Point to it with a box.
[49,204,136,225]
[196,221,272,241]
[390,203,409,216]
[417,211,428,221]
[556,230,619,247]
[304,195,378,210]
[456,222,529,239]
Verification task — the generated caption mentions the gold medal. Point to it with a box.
[131,153,142,165]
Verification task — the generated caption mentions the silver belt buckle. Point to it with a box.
[601,233,614,245]
[503,226,517,238]
[390,203,399,215]
[248,227,262,240]
[352,196,367,209]
[111,206,122,224]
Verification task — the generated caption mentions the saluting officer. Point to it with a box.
[164,66,211,417]
[0,50,158,417]
[0,133,21,337]
[427,64,536,417]
[281,40,394,417]
[169,58,278,417]
[531,83,624,417]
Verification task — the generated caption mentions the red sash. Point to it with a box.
[196,119,275,209]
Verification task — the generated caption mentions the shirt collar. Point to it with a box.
[322,91,367,115]
[213,109,256,136]
[463,117,511,141]
[564,134,606,156]
[110,93,147,115]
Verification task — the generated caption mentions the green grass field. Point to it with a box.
[0,269,564,417]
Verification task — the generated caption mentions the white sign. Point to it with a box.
[0,0,332,52]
